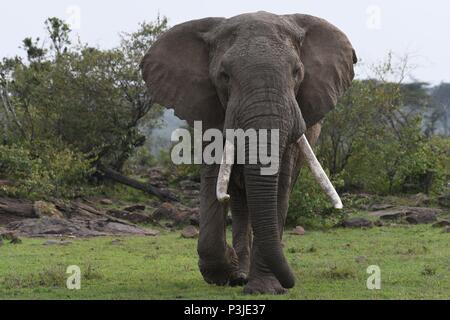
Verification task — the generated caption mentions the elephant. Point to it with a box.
[141,11,357,294]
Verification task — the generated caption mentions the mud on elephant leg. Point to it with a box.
[197,165,241,286]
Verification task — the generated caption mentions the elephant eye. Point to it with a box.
[293,66,301,78]
[219,70,230,83]
[293,64,303,81]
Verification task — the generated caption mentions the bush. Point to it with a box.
[345,130,449,195]
[0,143,93,199]
[287,169,346,229]
[317,54,449,196]
[400,136,449,195]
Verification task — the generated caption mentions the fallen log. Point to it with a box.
[99,167,179,202]
[0,198,38,218]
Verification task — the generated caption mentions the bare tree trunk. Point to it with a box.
[99,167,178,203]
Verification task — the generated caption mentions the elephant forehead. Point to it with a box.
[209,11,304,44]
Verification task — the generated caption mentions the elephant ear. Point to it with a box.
[141,18,226,130]
[285,14,357,128]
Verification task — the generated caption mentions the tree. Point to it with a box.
[0,17,175,200]
[317,54,448,195]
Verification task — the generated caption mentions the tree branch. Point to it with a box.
[99,166,179,203]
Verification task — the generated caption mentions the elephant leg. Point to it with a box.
[197,164,240,286]
[280,122,323,230]
[244,123,322,295]
[229,166,252,285]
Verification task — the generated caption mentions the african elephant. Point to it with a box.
[141,11,357,294]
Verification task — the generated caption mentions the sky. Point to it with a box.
[1,0,449,84]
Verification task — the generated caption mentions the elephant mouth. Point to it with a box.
[216,134,343,209]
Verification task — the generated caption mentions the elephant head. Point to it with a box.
[141,11,356,288]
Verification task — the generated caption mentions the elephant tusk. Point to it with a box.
[297,135,343,209]
[216,139,234,203]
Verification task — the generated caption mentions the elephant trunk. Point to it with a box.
[244,162,296,288]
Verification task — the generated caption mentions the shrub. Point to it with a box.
[0,143,93,199]
[287,169,346,229]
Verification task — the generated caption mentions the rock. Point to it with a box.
[411,193,431,206]
[189,198,201,207]
[148,167,169,188]
[152,203,191,225]
[369,206,442,223]
[124,205,146,212]
[43,240,72,246]
[437,192,450,208]
[0,198,37,219]
[292,226,305,235]
[181,226,199,239]
[7,217,104,237]
[404,207,443,215]
[107,209,153,224]
[370,204,394,211]
[153,203,178,220]
[189,211,200,226]
[6,215,158,237]
[432,220,450,228]
[99,222,159,236]
[342,217,373,228]
[179,180,200,191]
[183,190,200,197]
[369,209,406,220]
[100,199,113,205]
[405,212,437,225]
[33,201,64,219]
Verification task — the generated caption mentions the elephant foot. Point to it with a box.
[243,274,288,295]
[199,245,244,286]
[229,271,248,287]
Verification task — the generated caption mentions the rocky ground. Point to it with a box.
[1,167,449,243]
[0,167,206,242]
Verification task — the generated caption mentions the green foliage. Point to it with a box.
[0,16,166,168]
[0,143,93,199]
[287,169,346,229]
[0,16,168,199]
[317,54,449,196]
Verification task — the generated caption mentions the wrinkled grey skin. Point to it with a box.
[141,11,357,294]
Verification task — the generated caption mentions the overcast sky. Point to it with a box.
[1,0,449,84]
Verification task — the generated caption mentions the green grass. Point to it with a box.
[0,225,449,300]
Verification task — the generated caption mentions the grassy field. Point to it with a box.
[0,225,449,300]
